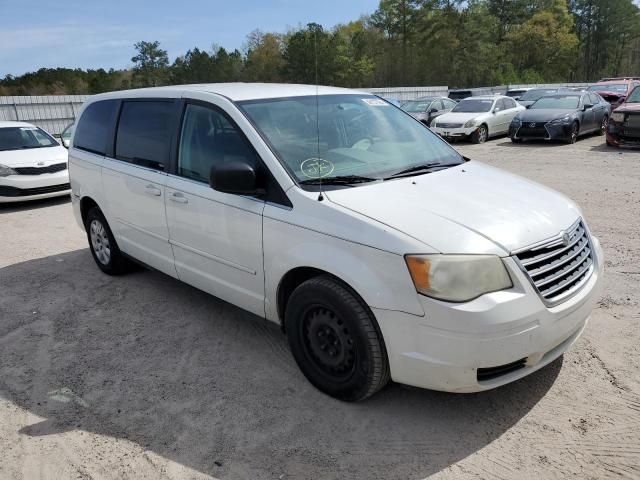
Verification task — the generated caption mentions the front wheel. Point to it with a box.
[566,122,579,144]
[511,137,523,143]
[285,276,390,401]
[471,125,488,144]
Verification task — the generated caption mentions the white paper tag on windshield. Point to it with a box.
[362,98,389,106]
[19,127,38,131]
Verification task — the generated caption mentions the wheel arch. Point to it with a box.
[80,196,100,228]
[277,267,372,331]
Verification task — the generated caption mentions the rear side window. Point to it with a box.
[588,93,600,105]
[74,100,118,155]
[115,101,176,170]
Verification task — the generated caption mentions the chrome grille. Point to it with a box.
[514,220,594,306]
[437,123,463,128]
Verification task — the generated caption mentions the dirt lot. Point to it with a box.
[1,135,639,480]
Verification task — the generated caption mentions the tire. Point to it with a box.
[511,137,523,143]
[284,275,390,401]
[566,122,579,144]
[471,124,488,144]
[85,207,131,275]
[597,115,608,136]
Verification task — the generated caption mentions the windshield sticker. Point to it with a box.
[300,158,334,178]
[362,98,389,106]
[19,127,38,131]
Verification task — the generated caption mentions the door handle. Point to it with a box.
[144,184,162,196]
[169,192,188,204]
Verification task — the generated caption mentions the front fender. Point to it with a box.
[262,214,425,324]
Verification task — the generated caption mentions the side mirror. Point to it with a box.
[61,138,70,149]
[583,103,593,111]
[429,108,438,114]
[209,161,264,196]
[493,108,501,114]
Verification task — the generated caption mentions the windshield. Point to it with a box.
[452,99,494,113]
[238,94,463,185]
[626,87,640,103]
[61,124,74,142]
[519,89,557,101]
[588,84,628,93]
[530,96,580,110]
[0,126,58,151]
[402,100,432,113]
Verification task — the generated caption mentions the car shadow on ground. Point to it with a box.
[0,195,70,214]
[0,249,562,479]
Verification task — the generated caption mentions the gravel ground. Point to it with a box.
[0,134,639,480]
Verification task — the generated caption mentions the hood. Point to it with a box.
[614,102,640,113]
[519,100,535,107]
[517,108,576,122]
[0,145,68,167]
[325,161,581,255]
[435,111,486,124]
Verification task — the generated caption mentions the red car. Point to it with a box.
[606,86,640,147]
[587,77,640,109]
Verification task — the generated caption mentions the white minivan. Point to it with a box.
[69,84,603,401]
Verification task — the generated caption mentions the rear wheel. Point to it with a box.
[285,276,390,401]
[597,115,608,136]
[85,207,131,275]
[471,125,488,144]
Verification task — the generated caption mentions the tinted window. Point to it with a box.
[432,100,444,111]
[452,99,494,113]
[74,100,117,155]
[504,98,517,109]
[178,103,257,183]
[115,101,175,170]
[588,94,600,105]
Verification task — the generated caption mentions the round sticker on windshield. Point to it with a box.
[300,158,334,178]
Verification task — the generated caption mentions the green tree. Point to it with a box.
[131,40,169,87]
[243,30,285,82]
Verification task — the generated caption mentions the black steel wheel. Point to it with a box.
[285,275,390,401]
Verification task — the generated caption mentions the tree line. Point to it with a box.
[1,0,639,96]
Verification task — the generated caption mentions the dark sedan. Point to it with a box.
[401,96,457,126]
[509,93,610,144]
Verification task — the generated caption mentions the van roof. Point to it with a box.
[89,83,366,102]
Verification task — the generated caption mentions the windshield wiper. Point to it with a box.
[299,175,378,186]
[384,162,462,179]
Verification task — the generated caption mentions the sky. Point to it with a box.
[0,0,379,77]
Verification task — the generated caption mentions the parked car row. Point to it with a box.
[400,83,640,147]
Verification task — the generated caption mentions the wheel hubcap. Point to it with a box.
[302,307,355,378]
[89,219,111,265]
[479,127,487,143]
[601,117,608,133]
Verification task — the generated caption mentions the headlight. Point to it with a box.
[611,112,625,123]
[0,164,17,177]
[549,115,571,125]
[405,254,512,302]
[464,119,477,128]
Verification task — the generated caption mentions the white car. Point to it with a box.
[432,95,525,143]
[69,84,603,401]
[0,121,70,202]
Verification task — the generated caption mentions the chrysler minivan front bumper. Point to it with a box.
[373,236,603,392]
